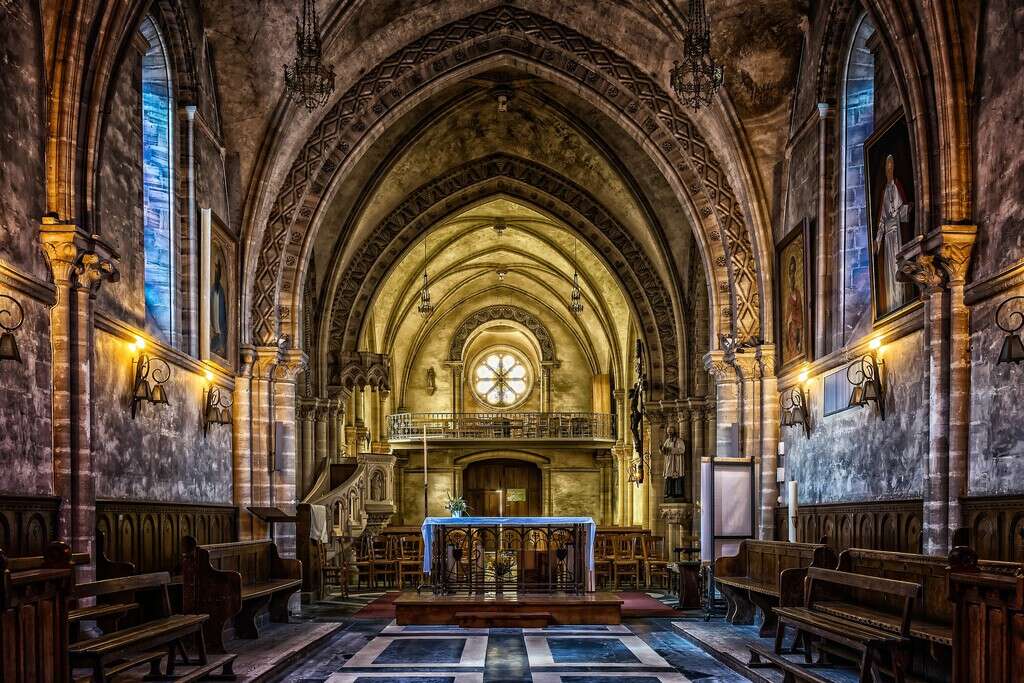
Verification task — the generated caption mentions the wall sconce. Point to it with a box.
[0,294,25,363]
[129,336,170,418]
[847,338,885,419]
[996,295,1024,364]
[780,371,811,438]
[203,370,233,437]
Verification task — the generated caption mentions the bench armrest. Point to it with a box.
[778,567,808,608]
[713,545,745,579]
[270,543,303,581]
[181,537,242,619]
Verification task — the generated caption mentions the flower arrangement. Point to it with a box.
[444,492,469,517]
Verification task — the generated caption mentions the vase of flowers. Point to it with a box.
[444,492,468,518]
[490,553,515,596]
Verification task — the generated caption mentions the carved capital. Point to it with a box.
[76,252,119,296]
[238,346,257,377]
[756,344,778,378]
[659,502,693,526]
[273,349,308,382]
[703,351,736,383]
[898,254,945,297]
[40,222,119,293]
[936,227,977,285]
[731,352,761,381]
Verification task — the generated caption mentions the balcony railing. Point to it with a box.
[387,412,615,442]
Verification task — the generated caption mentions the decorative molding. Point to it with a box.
[0,262,56,304]
[965,258,1024,305]
[448,304,555,362]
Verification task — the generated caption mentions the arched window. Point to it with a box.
[839,13,877,344]
[140,16,175,341]
[473,351,531,408]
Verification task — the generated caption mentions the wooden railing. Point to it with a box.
[387,412,615,442]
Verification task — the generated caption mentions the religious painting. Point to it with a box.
[866,112,916,321]
[201,208,236,369]
[776,218,814,372]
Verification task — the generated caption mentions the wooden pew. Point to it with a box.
[181,536,302,654]
[0,541,75,682]
[714,539,835,636]
[947,535,1024,682]
[69,572,235,682]
[774,567,920,683]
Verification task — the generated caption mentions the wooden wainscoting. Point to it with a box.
[95,499,238,576]
[0,494,62,556]
[961,495,1024,563]
[774,499,923,555]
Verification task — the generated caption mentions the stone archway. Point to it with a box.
[245,5,768,354]
[448,305,557,363]
[321,155,682,398]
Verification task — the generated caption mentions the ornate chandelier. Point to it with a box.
[669,0,724,111]
[417,237,434,318]
[284,0,336,111]
[569,240,584,315]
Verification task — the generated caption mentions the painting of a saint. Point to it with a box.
[777,219,813,370]
[866,114,916,319]
[210,246,228,359]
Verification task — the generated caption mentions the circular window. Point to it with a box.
[472,350,531,409]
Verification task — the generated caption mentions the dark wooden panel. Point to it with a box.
[774,499,923,555]
[0,495,62,558]
[95,499,237,577]
[961,495,1024,563]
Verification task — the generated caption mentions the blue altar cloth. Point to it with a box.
[420,516,597,573]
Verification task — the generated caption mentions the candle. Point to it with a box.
[788,480,798,542]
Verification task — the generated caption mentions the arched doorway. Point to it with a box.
[463,459,542,517]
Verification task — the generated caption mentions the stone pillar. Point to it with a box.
[595,451,614,525]
[899,227,976,554]
[541,364,555,412]
[326,399,339,463]
[816,102,834,355]
[270,349,306,555]
[40,223,118,580]
[704,400,717,458]
[757,345,779,541]
[688,399,706,537]
[250,347,280,539]
[314,400,329,467]
[732,352,760,460]
[704,352,739,457]
[446,362,464,413]
[299,401,316,499]
[377,389,391,452]
[233,348,256,539]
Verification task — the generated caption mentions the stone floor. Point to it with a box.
[266,592,751,683]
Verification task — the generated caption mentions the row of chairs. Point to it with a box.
[594,534,670,589]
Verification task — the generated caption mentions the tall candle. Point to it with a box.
[788,480,798,542]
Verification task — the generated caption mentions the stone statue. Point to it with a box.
[426,366,436,395]
[661,424,686,499]
[875,154,912,311]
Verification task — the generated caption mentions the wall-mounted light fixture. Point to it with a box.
[996,295,1024,364]
[847,337,885,419]
[202,369,233,437]
[0,294,25,363]
[129,336,170,418]
[781,370,811,438]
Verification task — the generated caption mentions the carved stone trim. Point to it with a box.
[448,304,555,362]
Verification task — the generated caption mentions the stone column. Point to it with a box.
[595,451,614,525]
[233,348,256,539]
[704,400,717,459]
[645,403,666,536]
[732,352,761,460]
[299,401,316,499]
[314,400,329,468]
[40,222,118,580]
[541,364,555,412]
[446,362,464,413]
[688,399,706,536]
[270,349,306,555]
[757,345,779,541]
[377,389,391,452]
[326,398,339,463]
[704,352,739,457]
[816,102,835,355]
[250,347,280,539]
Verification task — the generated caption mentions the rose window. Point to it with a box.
[473,352,530,408]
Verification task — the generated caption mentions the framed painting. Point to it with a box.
[776,218,814,372]
[865,112,916,321]
[200,208,236,369]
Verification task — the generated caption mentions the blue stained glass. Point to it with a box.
[140,17,174,341]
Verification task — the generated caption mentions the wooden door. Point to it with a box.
[463,459,542,517]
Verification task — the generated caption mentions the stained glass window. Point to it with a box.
[140,16,175,341]
[473,352,530,408]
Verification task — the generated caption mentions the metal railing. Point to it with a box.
[387,412,615,441]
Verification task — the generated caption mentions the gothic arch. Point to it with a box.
[448,305,556,363]
[320,155,681,398]
[245,5,767,355]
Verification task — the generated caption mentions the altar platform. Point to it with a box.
[394,591,623,627]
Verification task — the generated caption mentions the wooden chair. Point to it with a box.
[612,535,641,590]
[594,535,614,589]
[642,535,670,589]
[322,538,352,597]
[354,536,375,590]
[398,536,423,588]
[370,535,397,589]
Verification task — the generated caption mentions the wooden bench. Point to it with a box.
[70,571,235,682]
[181,536,302,654]
[714,539,835,636]
[774,567,921,683]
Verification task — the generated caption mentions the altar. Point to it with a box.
[420,516,597,595]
